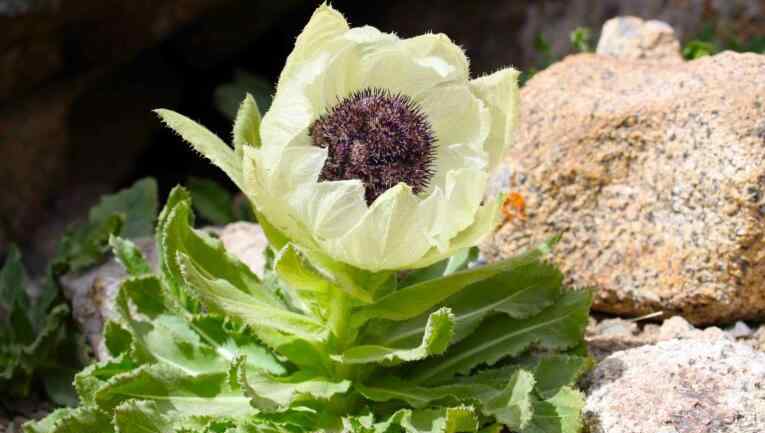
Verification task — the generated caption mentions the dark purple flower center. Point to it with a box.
[309,88,436,204]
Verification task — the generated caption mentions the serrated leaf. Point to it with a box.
[103,320,133,357]
[110,235,152,276]
[155,109,244,189]
[481,369,535,430]
[90,178,158,239]
[23,406,113,433]
[75,354,137,405]
[116,276,284,377]
[522,387,585,433]
[371,259,562,350]
[274,244,332,318]
[238,361,350,411]
[334,308,454,365]
[178,253,329,343]
[187,177,236,225]
[351,242,554,328]
[55,213,124,273]
[0,244,25,311]
[95,363,256,420]
[113,400,174,433]
[532,355,592,399]
[159,197,276,308]
[233,93,263,155]
[408,290,591,385]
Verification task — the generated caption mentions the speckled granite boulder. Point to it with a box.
[482,44,765,324]
[60,222,268,360]
[583,338,765,433]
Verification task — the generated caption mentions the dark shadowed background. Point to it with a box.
[1,0,764,270]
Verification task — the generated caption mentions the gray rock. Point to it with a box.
[596,16,683,62]
[584,339,765,433]
[482,45,765,325]
[60,223,268,360]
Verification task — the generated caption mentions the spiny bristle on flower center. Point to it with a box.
[309,88,436,204]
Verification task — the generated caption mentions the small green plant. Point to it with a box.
[54,178,158,273]
[0,247,81,407]
[570,27,593,53]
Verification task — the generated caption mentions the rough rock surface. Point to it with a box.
[596,16,683,62]
[583,338,765,433]
[482,37,765,324]
[584,315,765,360]
[60,223,268,360]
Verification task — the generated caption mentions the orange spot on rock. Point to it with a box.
[502,192,527,222]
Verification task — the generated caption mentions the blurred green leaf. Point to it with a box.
[215,71,273,121]
[187,177,236,225]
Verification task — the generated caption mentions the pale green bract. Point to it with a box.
[155,3,520,273]
[27,4,591,433]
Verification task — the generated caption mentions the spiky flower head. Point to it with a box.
[310,88,436,204]
[156,4,520,272]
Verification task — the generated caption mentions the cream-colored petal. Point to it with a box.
[430,168,488,249]
[278,4,349,86]
[409,197,501,269]
[399,33,470,82]
[469,68,520,170]
[260,55,327,152]
[287,180,367,241]
[344,25,398,45]
[304,44,364,118]
[359,45,453,98]
[155,109,243,190]
[242,146,318,250]
[328,184,434,271]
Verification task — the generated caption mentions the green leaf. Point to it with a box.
[351,242,554,328]
[43,367,79,407]
[522,387,585,433]
[178,253,329,343]
[155,109,244,189]
[94,363,256,419]
[407,290,591,384]
[158,197,272,309]
[399,248,478,287]
[333,308,454,365]
[370,259,562,350]
[274,244,332,318]
[187,177,236,225]
[233,93,263,154]
[74,354,137,405]
[481,369,535,430]
[55,213,124,273]
[238,361,351,411]
[113,400,175,433]
[103,320,133,357]
[90,178,158,239]
[116,276,284,377]
[110,235,152,276]
[23,406,113,433]
[532,355,592,399]
[0,244,25,311]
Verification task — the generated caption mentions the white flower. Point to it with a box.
[157,4,519,273]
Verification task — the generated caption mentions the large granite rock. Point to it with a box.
[60,223,268,360]
[583,338,765,433]
[482,24,765,324]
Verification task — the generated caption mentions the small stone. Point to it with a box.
[727,320,754,339]
[584,339,765,433]
[597,16,683,63]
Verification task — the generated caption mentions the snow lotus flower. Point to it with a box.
[156,4,520,273]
